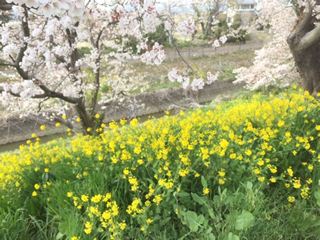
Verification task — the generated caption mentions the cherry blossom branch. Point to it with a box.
[0,62,15,67]
[172,40,199,77]
[36,81,79,104]
[91,54,101,115]
[66,25,80,72]
[15,7,30,80]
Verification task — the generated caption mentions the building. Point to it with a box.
[236,0,259,25]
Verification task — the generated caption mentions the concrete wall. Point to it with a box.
[0,80,245,146]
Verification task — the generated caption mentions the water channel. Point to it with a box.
[0,112,167,154]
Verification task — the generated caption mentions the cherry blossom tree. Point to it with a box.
[192,0,227,38]
[0,0,226,134]
[233,0,320,94]
[233,2,299,90]
[287,0,320,93]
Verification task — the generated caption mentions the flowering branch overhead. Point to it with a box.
[0,0,227,133]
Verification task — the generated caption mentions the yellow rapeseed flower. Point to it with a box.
[288,196,295,203]
[81,195,89,202]
[203,188,210,195]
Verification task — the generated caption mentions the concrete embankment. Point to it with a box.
[0,80,245,148]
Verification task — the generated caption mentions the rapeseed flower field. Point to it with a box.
[2,88,320,239]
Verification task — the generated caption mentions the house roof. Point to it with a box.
[237,0,256,5]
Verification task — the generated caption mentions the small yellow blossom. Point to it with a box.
[203,188,210,195]
[288,196,295,203]
[40,125,46,130]
[306,178,313,184]
[81,195,89,202]
[146,218,153,225]
[219,179,226,185]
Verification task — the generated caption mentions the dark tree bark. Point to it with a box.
[205,7,219,37]
[0,0,12,11]
[287,3,320,94]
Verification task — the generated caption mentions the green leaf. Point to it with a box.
[208,233,216,240]
[186,211,202,232]
[177,191,190,197]
[201,176,208,188]
[55,232,64,240]
[42,172,48,183]
[191,193,206,205]
[58,222,69,234]
[160,217,171,226]
[235,210,255,230]
[246,181,253,189]
[206,227,213,234]
[314,190,320,200]
[314,190,320,206]
[228,232,240,240]
[208,209,214,218]
[197,214,205,224]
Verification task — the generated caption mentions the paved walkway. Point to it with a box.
[0,41,265,75]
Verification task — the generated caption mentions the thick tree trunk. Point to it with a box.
[287,39,320,94]
[287,4,320,94]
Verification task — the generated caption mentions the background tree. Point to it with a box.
[0,0,226,134]
[192,0,227,38]
[233,0,320,94]
[233,0,299,90]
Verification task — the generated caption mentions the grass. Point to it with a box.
[126,49,256,93]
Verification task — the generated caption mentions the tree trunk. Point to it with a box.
[205,8,219,38]
[193,5,206,35]
[287,39,320,94]
[287,5,320,94]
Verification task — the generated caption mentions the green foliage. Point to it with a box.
[78,47,91,58]
[212,19,229,39]
[146,24,169,47]
[2,87,320,239]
